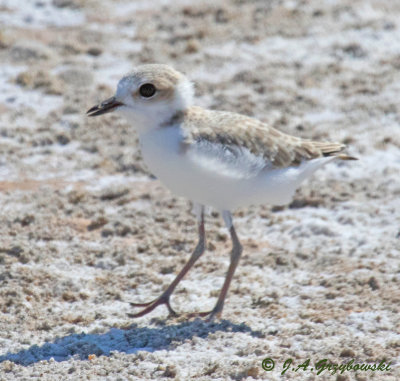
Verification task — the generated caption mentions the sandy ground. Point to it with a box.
[0,0,400,380]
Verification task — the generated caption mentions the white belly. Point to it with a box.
[139,126,335,210]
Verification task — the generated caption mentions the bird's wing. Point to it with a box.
[184,137,268,180]
[179,106,355,170]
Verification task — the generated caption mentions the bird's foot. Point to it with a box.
[187,307,222,322]
[128,294,178,318]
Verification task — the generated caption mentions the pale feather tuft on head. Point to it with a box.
[174,77,194,109]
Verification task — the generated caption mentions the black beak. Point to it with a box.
[86,96,124,117]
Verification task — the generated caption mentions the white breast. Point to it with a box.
[139,126,336,210]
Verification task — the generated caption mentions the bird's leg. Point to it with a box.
[188,211,243,320]
[129,205,206,318]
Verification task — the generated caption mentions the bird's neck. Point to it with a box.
[124,105,188,135]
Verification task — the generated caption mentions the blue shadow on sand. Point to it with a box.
[0,319,262,366]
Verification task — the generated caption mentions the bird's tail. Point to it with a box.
[313,141,358,161]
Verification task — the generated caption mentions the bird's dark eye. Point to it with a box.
[139,83,156,98]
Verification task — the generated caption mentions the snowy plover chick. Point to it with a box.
[87,64,356,319]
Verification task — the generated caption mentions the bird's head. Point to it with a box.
[87,64,194,132]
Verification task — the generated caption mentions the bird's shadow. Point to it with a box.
[0,319,262,366]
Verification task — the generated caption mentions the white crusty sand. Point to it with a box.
[0,0,399,380]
